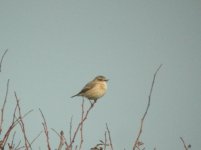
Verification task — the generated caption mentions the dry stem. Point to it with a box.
[15,92,31,150]
[1,97,33,149]
[69,116,73,143]
[180,137,190,150]
[0,79,10,134]
[104,131,107,150]
[0,49,8,72]
[39,109,51,150]
[78,98,85,150]
[69,100,96,149]
[106,123,113,150]
[133,65,162,150]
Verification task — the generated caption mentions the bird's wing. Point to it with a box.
[78,81,96,94]
[71,80,97,98]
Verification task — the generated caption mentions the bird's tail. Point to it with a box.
[71,94,78,98]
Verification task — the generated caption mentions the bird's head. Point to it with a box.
[94,75,109,82]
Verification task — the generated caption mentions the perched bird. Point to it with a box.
[71,75,108,102]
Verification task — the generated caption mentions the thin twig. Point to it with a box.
[1,105,18,149]
[69,101,96,149]
[1,97,32,149]
[51,128,60,137]
[0,49,8,72]
[78,98,85,150]
[1,107,33,149]
[15,140,22,150]
[17,131,42,150]
[104,131,107,150]
[8,143,13,150]
[51,128,69,150]
[69,115,73,143]
[7,131,16,150]
[133,64,162,150]
[180,137,189,150]
[11,131,16,148]
[39,109,51,150]
[106,123,113,150]
[0,79,10,134]
[57,131,65,150]
[15,92,31,150]
[30,131,43,145]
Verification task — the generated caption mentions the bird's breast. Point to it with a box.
[99,81,107,91]
[85,81,107,100]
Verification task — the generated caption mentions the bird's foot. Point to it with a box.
[89,100,96,107]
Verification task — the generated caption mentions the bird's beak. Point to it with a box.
[105,79,109,82]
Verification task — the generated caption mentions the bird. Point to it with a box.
[71,75,108,103]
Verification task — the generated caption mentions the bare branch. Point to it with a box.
[15,92,31,150]
[7,131,16,150]
[51,128,60,137]
[11,131,16,148]
[57,131,65,150]
[69,115,73,143]
[78,98,85,150]
[30,131,42,145]
[15,140,22,150]
[39,108,51,150]
[180,137,190,150]
[0,79,10,134]
[2,104,21,149]
[1,106,33,149]
[133,64,162,150]
[69,100,96,149]
[15,131,42,150]
[51,128,69,149]
[106,123,113,150]
[103,131,107,150]
[0,49,8,72]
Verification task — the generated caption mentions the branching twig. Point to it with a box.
[106,123,113,150]
[57,131,65,150]
[15,92,31,150]
[39,109,51,150]
[15,131,42,150]
[11,131,16,149]
[69,100,96,149]
[1,97,33,150]
[1,107,33,149]
[0,79,10,134]
[7,131,16,150]
[0,49,8,72]
[104,131,107,150]
[180,137,190,150]
[52,128,69,150]
[133,65,162,150]
[30,131,43,145]
[15,140,22,150]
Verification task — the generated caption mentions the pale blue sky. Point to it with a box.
[0,0,201,149]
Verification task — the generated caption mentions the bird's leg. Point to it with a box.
[89,100,93,106]
[93,100,97,105]
[89,100,97,107]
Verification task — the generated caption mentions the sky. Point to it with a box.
[0,0,201,149]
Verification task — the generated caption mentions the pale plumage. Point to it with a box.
[71,76,108,102]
